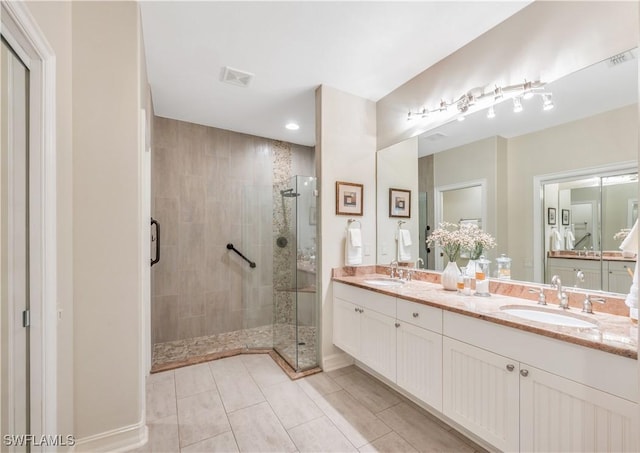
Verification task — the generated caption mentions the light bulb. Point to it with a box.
[513,97,523,113]
[543,94,554,111]
[457,115,465,122]
[285,122,300,130]
[487,106,496,119]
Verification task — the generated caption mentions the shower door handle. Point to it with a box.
[151,217,160,267]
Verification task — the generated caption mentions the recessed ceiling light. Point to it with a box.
[285,122,299,131]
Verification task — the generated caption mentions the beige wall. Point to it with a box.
[377,1,639,150]
[23,0,74,439]
[72,1,144,445]
[316,85,376,370]
[507,105,637,281]
[376,138,419,264]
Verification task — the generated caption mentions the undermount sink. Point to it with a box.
[500,305,598,329]
[363,277,405,287]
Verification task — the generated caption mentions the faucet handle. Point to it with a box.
[528,287,547,305]
[582,294,605,314]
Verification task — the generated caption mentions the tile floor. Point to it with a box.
[137,354,487,452]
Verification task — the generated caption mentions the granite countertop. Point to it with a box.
[333,272,638,360]
[548,250,636,262]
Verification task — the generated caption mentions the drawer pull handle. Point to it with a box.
[395,322,400,328]
[520,369,529,377]
[506,364,515,372]
[412,312,419,318]
[354,307,358,313]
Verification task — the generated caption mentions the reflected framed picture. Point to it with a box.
[336,181,363,216]
[561,209,570,226]
[548,207,557,225]
[389,188,411,218]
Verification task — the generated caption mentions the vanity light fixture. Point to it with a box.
[406,79,551,123]
[513,97,523,113]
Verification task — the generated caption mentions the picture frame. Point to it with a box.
[336,181,363,216]
[561,209,570,226]
[389,188,411,218]
[548,207,557,225]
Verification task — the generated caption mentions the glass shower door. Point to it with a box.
[273,175,318,371]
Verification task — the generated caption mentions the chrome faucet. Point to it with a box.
[390,260,399,278]
[582,293,606,314]
[415,257,424,269]
[551,275,569,309]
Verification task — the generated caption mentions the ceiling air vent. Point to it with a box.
[422,132,447,142]
[221,66,254,87]
[607,50,636,68]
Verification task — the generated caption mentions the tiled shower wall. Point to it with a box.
[151,116,314,344]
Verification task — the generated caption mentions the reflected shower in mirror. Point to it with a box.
[376,48,638,294]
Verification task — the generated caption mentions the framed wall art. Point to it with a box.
[336,181,363,216]
[389,188,411,218]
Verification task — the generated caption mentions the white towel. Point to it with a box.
[621,220,638,312]
[345,228,363,265]
[565,230,575,250]
[550,228,563,251]
[398,229,412,262]
[349,227,362,247]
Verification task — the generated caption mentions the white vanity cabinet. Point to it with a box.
[444,311,638,452]
[442,337,519,452]
[333,282,397,381]
[546,257,601,290]
[607,261,634,294]
[396,299,443,411]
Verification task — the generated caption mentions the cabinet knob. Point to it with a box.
[506,364,515,372]
[520,369,529,377]
[395,322,400,328]
[412,312,419,318]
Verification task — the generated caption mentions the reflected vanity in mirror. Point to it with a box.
[376,48,638,295]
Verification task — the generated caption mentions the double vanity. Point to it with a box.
[332,267,638,452]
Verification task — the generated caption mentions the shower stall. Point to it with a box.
[150,119,318,373]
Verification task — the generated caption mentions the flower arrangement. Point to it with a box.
[614,228,631,242]
[427,222,496,262]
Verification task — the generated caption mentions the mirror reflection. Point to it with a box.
[376,49,638,294]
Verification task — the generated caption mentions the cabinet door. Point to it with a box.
[520,364,638,452]
[607,261,633,294]
[397,322,442,411]
[333,297,360,357]
[360,308,396,381]
[442,337,519,452]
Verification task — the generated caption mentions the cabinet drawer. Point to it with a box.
[333,282,396,318]
[397,298,442,333]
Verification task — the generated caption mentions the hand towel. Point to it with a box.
[550,228,563,251]
[345,228,363,265]
[621,220,639,313]
[398,228,412,262]
[565,230,575,250]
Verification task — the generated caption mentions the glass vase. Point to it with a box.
[441,261,460,291]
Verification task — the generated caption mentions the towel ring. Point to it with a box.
[347,218,362,229]
[397,220,406,226]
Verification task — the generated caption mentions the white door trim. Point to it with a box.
[1,1,58,446]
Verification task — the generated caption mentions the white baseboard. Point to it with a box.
[322,351,354,372]
[72,421,147,453]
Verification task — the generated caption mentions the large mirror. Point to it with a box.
[376,48,638,294]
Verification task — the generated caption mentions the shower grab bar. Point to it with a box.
[150,217,160,267]
[226,243,257,268]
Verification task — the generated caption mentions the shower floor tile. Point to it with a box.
[152,325,318,372]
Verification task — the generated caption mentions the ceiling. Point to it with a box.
[417,48,638,156]
[140,1,531,147]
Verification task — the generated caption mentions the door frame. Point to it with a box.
[1,1,58,443]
